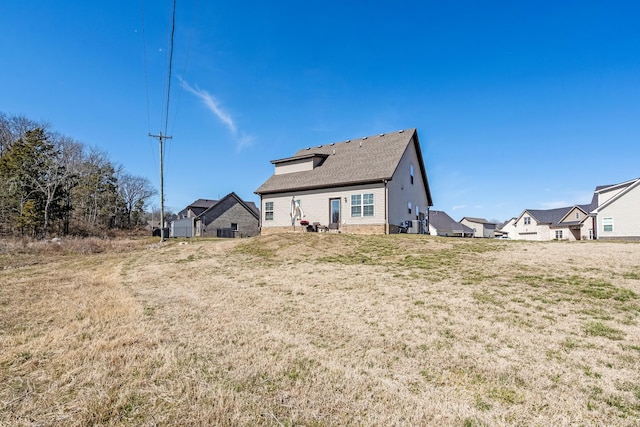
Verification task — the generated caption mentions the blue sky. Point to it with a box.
[2,1,639,222]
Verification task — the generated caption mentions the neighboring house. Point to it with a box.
[508,177,640,241]
[194,192,260,238]
[497,218,517,238]
[255,129,433,234]
[460,217,496,238]
[429,210,474,237]
[511,204,594,241]
[591,177,640,240]
[170,193,260,238]
[180,199,218,218]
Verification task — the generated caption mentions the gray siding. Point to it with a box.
[200,197,259,238]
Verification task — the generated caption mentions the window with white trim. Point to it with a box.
[603,217,613,232]
[408,202,412,214]
[524,216,531,225]
[410,164,414,185]
[363,193,374,216]
[265,202,274,221]
[351,193,374,217]
[555,230,563,239]
[351,195,361,217]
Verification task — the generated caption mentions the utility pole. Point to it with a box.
[148,132,172,242]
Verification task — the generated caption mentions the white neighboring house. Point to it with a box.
[497,218,517,238]
[511,205,594,241]
[255,129,433,234]
[592,177,640,240]
[508,177,640,241]
[459,217,496,238]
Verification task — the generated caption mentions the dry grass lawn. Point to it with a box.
[1,234,639,426]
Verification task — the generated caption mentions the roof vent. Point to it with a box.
[318,145,323,148]
[362,136,368,140]
[379,133,385,137]
[346,139,350,143]
[330,142,335,146]
[399,129,404,133]
[306,147,311,150]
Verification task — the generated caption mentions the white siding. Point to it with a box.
[387,140,430,227]
[597,182,640,238]
[563,207,589,223]
[261,183,386,229]
[512,213,549,241]
[460,219,483,238]
[597,185,628,206]
[274,158,314,175]
[500,218,517,238]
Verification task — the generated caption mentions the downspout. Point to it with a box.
[383,179,389,234]
[259,195,263,235]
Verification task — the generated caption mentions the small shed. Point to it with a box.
[171,217,194,238]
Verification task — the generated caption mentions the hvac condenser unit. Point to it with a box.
[406,220,420,234]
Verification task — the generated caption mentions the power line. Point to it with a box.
[163,0,177,137]
[143,0,177,242]
[171,0,198,136]
[140,0,151,135]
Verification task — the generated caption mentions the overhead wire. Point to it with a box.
[140,0,178,213]
[140,0,151,135]
[163,0,177,138]
[140,0,157,167]
[171,0,197,136]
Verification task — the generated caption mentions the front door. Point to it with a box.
[329,198,341,229]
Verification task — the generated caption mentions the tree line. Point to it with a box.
[0,112,156,238]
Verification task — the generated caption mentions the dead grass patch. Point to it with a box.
[1,234,639,425]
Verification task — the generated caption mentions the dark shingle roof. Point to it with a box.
[255,129,432,205]
[526,207,571,225]
[188,199,218,209]
[430,210,474,234]
[460,217,493,224]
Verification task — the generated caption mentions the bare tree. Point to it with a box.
[0,113,47,156]
[117,172,157,229]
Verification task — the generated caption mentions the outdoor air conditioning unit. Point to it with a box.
[406,220,420,234]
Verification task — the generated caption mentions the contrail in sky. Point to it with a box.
[179,77,237,134]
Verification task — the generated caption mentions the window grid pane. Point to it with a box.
[351,194,361,217]
[265,202,274,221]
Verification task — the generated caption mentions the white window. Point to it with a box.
[351,195,362,217]
[265,202,274,221]
[603,217,613,232]
[524,217,531,225]
[575,212,579,219]
[351,193,374,217]
[363,193,374,216]
[410,164,414,185]
[408,202,412,214]
[555,230,563,239]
